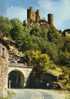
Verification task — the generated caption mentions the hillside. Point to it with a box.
[0,16,70,90]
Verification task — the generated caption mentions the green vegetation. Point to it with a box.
[0,90,15,99]
[0,16,70,90]
[65,94,70,99]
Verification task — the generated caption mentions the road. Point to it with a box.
[8,89,67,99]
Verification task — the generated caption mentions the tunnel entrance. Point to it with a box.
[8,70,24,89]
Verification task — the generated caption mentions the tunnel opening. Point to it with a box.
[8,70,24,89]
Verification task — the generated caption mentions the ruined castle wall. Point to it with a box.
[30,11,36,22]
[27,7,40,24]
[48,13,54,25]
[0,44,9,97]
[36,10,40,22]
[27,7,54,26]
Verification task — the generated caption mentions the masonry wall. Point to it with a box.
[0,44,9,97]
[27,7,40,24]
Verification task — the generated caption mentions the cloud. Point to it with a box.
[59,0,70,21]
[0,0,70,29]
[38,0,59,14]
[6,6,27,21]
[0,1,7,15]
[37,0,70,29]
[55,0,70,29]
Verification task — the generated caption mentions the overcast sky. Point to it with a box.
[0,0,70,30]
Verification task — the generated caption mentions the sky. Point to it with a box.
[0,0,70,30]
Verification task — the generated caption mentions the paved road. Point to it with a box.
[8,89,67,99]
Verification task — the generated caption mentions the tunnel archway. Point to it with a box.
[8,70,24,89]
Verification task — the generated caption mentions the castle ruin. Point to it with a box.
[27,7,54,26]
[27,7,40,24]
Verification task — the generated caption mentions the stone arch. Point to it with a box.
[8,69,25,89]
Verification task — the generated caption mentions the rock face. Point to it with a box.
[0,43,9,97]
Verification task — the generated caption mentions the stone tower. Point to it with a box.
[36,9,40,22]
[27,7,40,24]
[0,43,9,97]
[27,7,35,24]
[27,7,32,23]
[48,13,54,25]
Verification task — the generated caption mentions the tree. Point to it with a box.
[0,16,12,38]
